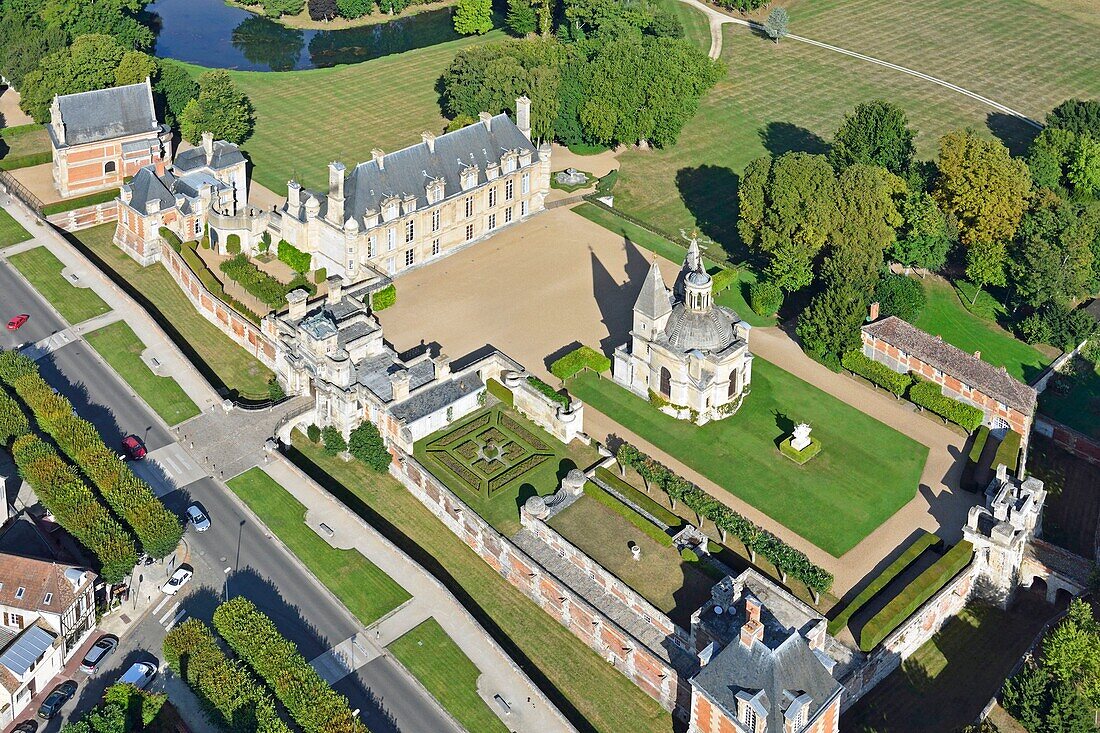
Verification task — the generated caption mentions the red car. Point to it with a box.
[7,314,29,330]
[121,435,147,461]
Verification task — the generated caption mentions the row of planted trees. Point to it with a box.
[616,442,834,601]
[0,349,182,581]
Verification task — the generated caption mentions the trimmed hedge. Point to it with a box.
[842,351,914,397]
[0,150,52,171]
[277,239,311,273]
[0,388,30,446]
[159,227,183,253]
[748,280,783,317]
[968,425,991,465]
[41,188,120,216]
[226,233,241,255]
[179,242,261,324]
[163,618,289,733]
[859,540,974,651]
[550,345,612,381]
[220,254,290,309]
[314,267,327,284]
[594,466,684,531]
[827,531,940,636]
[710,267,740,295]
[779,436,822,464]
[581,481,673,547]
[994,430,1021,473]
[526,375,571,410]
[371,283,396,311]
[485,378,513,406]
[909,380,984,432]
[213,598,367,733]
[11,433,138,583]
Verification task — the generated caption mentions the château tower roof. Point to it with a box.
[634,259,672,320]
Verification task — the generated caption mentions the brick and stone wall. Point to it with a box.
[47,200,119,232]
[504,371,585,444]
[161,244,276,368]
[390,451,690,716]
[1034,416,1100,468]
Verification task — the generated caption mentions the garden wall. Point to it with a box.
[161,244,276,369]
[390,450,691,717]
[1033,416,1100,468]
[46,201,119,232]
[503,371,586,444]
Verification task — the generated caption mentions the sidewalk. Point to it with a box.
[261,456,576,733]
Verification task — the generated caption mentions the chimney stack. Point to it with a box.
[739,594,764,648]
[479,111,493,131]
[371,148,385,170]
[287,180,301,210]
[390,370,411,401]
[515,96,531,140]
[202,131,214,165]
[287,289,308,321]
[434,353,451,379]
[421,131,436,154]
[868,301,880,322]
[327,161,346,225]
[326,275,344,305]
[154,155,166,177]
[145,198,161,216]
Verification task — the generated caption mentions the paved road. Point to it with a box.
[0,256,456,733]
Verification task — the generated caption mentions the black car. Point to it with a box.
[13,720,39,732]
[38,679,78,719]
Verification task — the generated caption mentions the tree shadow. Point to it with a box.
[758,121,828,157]
[986,112,1040,158]
[675,165,747,263]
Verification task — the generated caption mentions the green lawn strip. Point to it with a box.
[593,466,684,530]
[7,245,110,324]
[582,480,673,546]
[387,619,509,733]
[0,207,32,248]
[83,320,200,426]
[0,124,51,168]
[41,189,120,216]
[1040,360,1100,439]
[858,540,974,651]
[827,531,939,636]
[913,277,1051,383]
[569,361,928,557]
[226,467,410,626]
[69,224,273,400]
[288,435,672,733]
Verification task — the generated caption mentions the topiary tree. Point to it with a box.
[348,422,391,471]
[226,233,241,255]
[306,424,321,443]
[748,280,783,316]
[321,426,347,456]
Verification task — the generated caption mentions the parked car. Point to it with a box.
[79,635,118,674]
[7,314,29,330]
[12,720,38,733]
[37,680,78,719]
[185,503,210,532]
[121,435,147,461]
[117,661,157,690]
[161,566,193,596]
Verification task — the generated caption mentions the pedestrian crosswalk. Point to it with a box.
[150,596,188,631]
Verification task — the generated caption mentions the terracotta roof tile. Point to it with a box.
[0,553,93,615]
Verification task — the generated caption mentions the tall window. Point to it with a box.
[465,224,474,241]
[505,179,514,200]
[387,228,396,251]
[521,200,528,217]
[405,219,415,243]
[743,707,757,732]
[405,249,414,267]
[488,187,497,207]
[368,235,376,258]
[659,367,671,397]
[487,213,496,230]
[521,172,530,194]
[505,207,512,224]
[432,238,440,256]
[431,209,440,232]
[464,196,473,218]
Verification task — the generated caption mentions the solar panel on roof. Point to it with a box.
[0,625,56,677]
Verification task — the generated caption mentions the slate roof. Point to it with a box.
[356,353,436,403]
[0,623,57,679]
[390,372,484,424]
[862,316,1037,414]
[634,260,673,320]
[0,552,91,615]
[175,142,246,172]
[52,80,159,148]
[125,165,230,216]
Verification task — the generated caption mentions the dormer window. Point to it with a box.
[461,166,479,190]
[382,200,399,222]
[43,593,52,605]
[502,154,517,173]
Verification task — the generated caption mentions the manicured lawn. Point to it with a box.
[843,599,1057,732]
[220,31,505,193]
[0,207,32,248]
[84,320,200,426]
[226,467,410,626]
[913,277,1052,383]
[387,619,509,733]
[414,406,599,536]
[0,124,51,170]
[568,360,928,557]
[289,435,672,733]
[69,224,273,400]
[7,245,110,324]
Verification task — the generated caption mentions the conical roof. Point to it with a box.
[634,259,672,319]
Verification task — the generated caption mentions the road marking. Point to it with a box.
[164,609,187,632]
[151,595,171,616]
[309,632,380,684]
[159,601,180,626]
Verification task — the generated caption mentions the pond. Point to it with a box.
[148,0,468,71]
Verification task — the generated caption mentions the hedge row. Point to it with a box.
[616,442,833,597]
[710,267,740,295]
[485,378,513,406]
[371,284,396,311]
[212,598,367,733]
[593,466,684,530]
[0,150,52,171]
[859,540,974,651]
[909,380,984,432]
[550,345,611,381]
[994,430,1021,473]
[163,618,290,733]
[526,375,571,410]
[159,227,183,251]
[41,188,120,216]
[277,240,311,274]
[841,351,913,397]
[968,425,991,465]
[581,481,673,547]
[0,351,182,558]
[11,434,138,583]
[0,388,30,446]
[220,254,293,309]
[179,241,261,324]
[827,531,940,636]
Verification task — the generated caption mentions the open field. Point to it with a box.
[226,467,411,626]
[912,277,1053,383]
[387,618,509,733]
[0,208,32,248]
[568,358,928,557]
[7,245,110,324]
[85,320,201,426]
[222,31,505,193]
[69,224,273,400]
[289,434,673,733]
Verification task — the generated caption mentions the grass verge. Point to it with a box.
[7,245,110,324]
[0,208,32,248]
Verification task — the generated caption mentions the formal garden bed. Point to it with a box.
[413,405,598,535]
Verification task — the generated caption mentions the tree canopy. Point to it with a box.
[829,100,916,175]
[1046,98,1100,140]
[179,70,256,145]
[454,0,493,35]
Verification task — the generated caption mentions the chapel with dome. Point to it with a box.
[612,236,753,424]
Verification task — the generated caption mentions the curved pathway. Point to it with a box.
[679,0,1042,129]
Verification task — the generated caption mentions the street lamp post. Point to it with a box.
[223,566,232,601]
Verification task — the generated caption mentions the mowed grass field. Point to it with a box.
[225,31,506,193]
[7,245,110,324]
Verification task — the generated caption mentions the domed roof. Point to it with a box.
[663,303,735,353]
[685,268,711,287]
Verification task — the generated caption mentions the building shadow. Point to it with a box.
[758,121,828,157]
[674,165,747,263]
[589,243,649,356]
[771,410,794,448]
[986,112,1040,158]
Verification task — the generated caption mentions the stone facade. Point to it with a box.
[614,237,753,424]
[48,79,171,199]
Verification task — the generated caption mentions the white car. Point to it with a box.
[117,661,157,690]
[185,504,211,532]
[161,566,193,596]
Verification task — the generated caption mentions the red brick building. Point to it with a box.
[48,79,171,199]
[861,316,1036,436]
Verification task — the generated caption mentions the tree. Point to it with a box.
[935,129,1031,247]
[763,7,788,43]
[964,238,1007,301]
[1009,193,1095,308]
[829,100,916,175]
[321,426,347,456]
[891,190,952,271]
[454,0,494,35]
[875,274,926,322]
[113,50,156,86]
[348,422,391,471]
[335,0,372,17]
[748,280,783,316]
[18,34,129,121]
[309,0,339,20]
[1028,128,1077,191]
[1002,660,1050,732]
[261,0,305,17]
[179,70,255,145]
[1043,598,1100,707]
[506,0,538,36]
[1046,98,1100,140]
[1067,135,1100,198]
[154,59,199,128]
